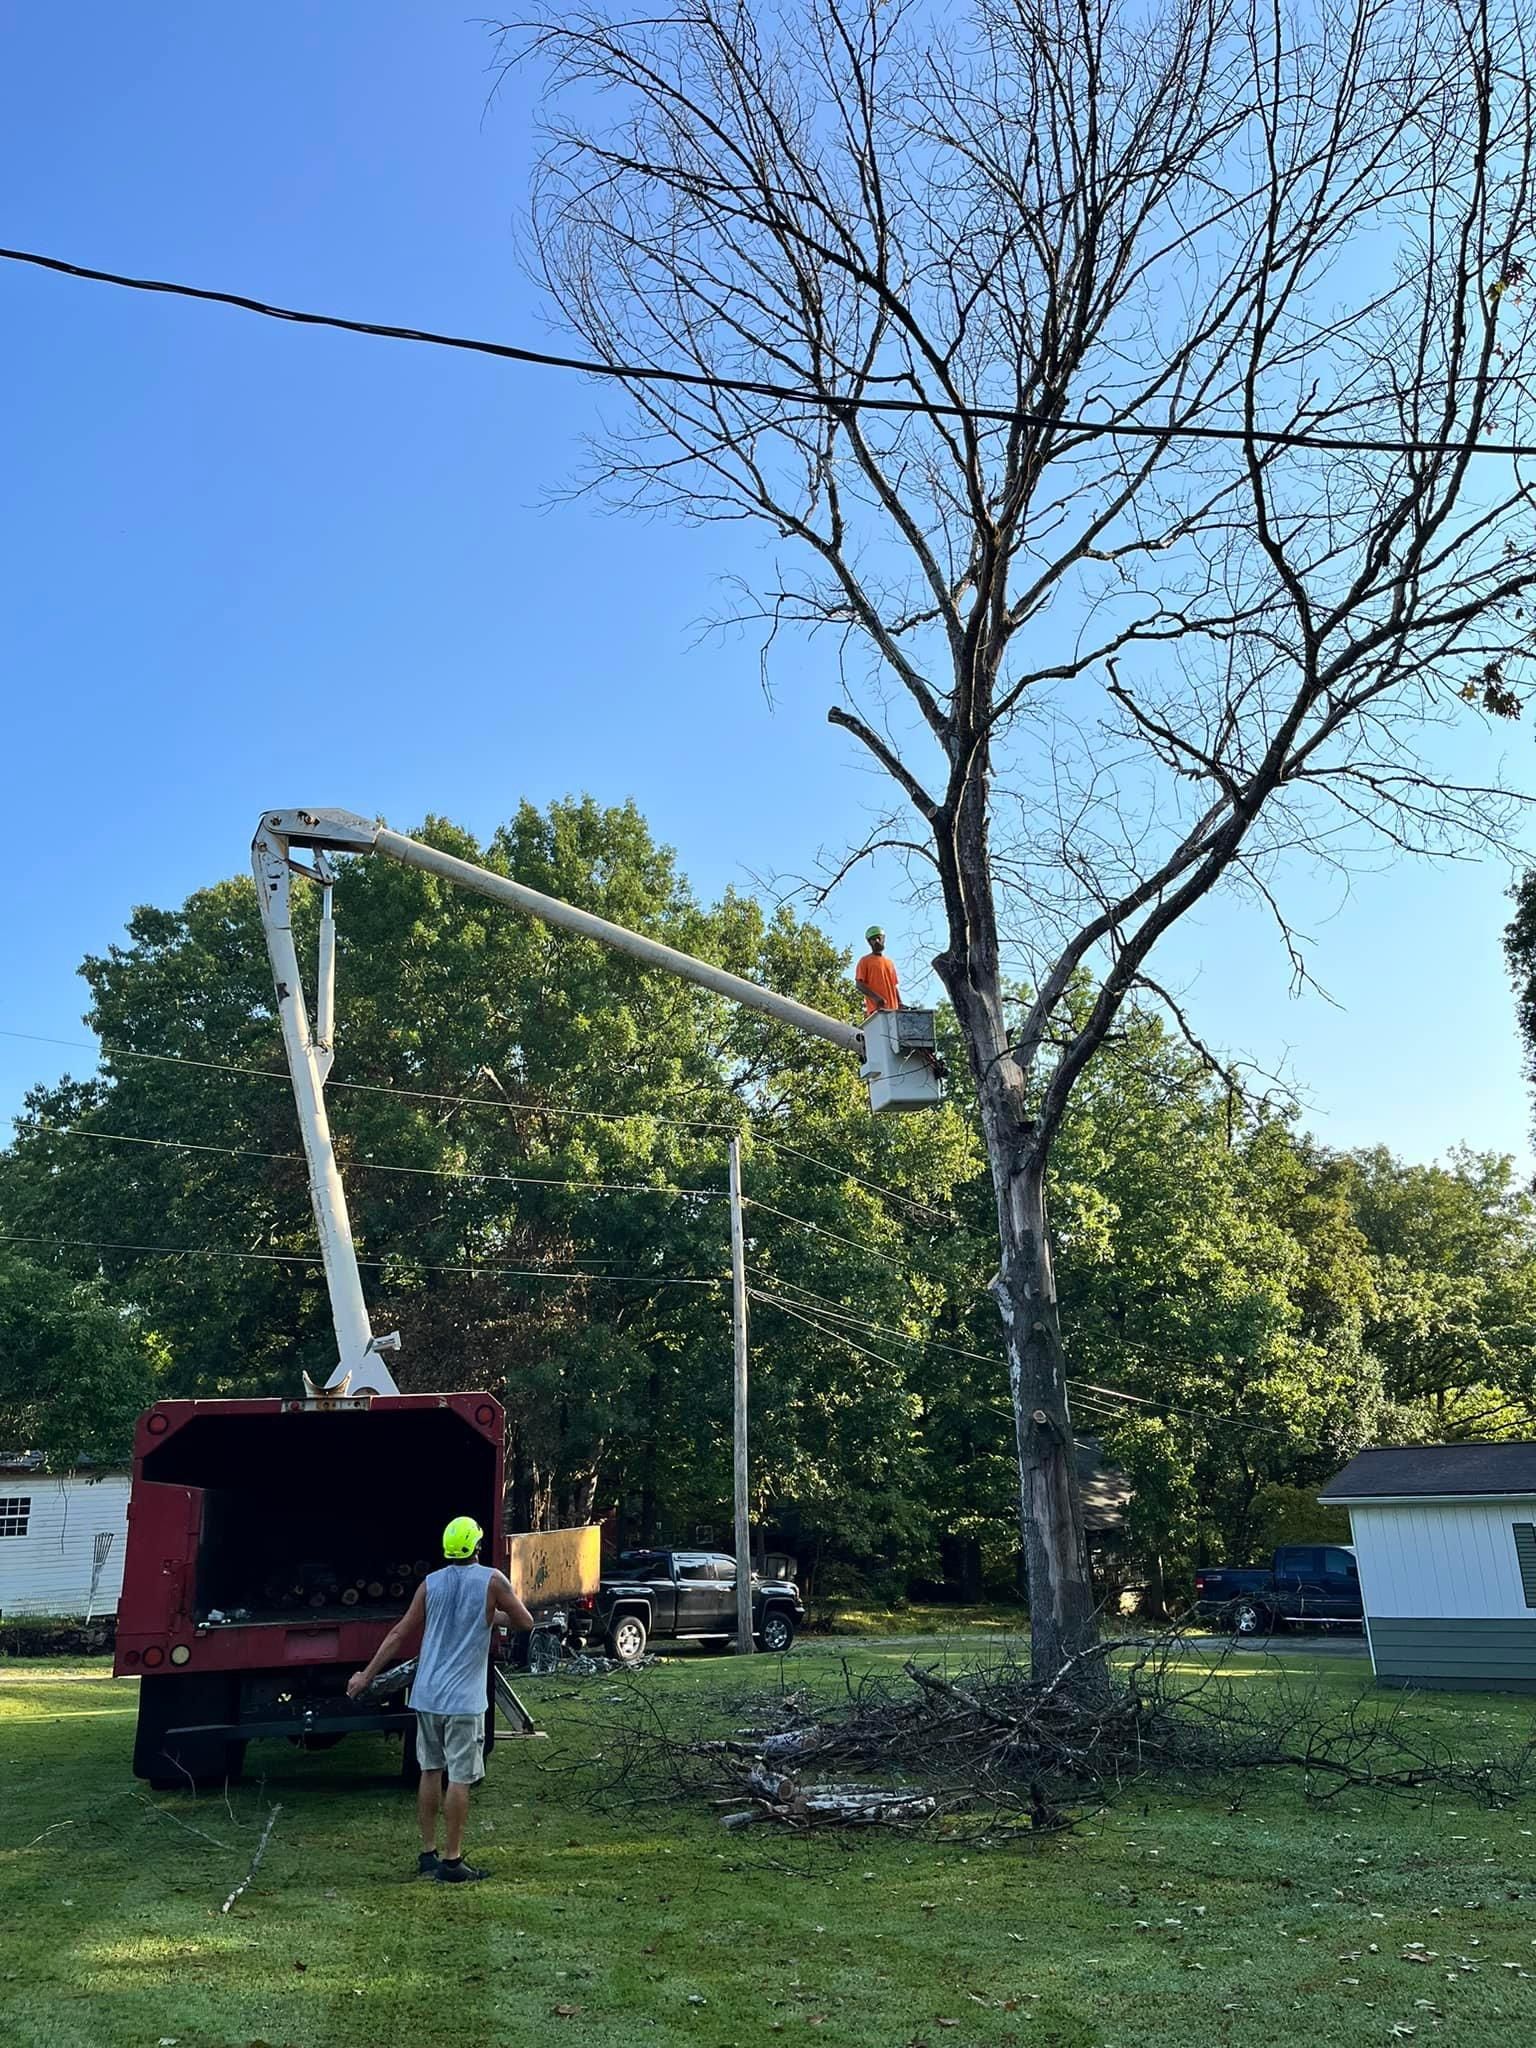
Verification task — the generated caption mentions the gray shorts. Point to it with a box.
[414,1711,486,1785]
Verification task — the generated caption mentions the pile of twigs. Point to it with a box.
[568,1635,1536,1836]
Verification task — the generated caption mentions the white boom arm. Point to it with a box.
[254,807,916,1396]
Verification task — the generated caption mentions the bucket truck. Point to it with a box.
[115,807,942,1785]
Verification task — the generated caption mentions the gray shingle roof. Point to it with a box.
[1320,1443,1536,1502]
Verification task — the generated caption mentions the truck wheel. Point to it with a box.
[135,1674,242,1789]
[1230,1599,1271,1638]
[607,1614,648,1663]
[757,1610,796,1654]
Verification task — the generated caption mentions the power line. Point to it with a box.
[748,1285,914,1379]
[747,1131,961,1226]
[742,1195,906,1268]
[0,1230,721,1288]
[748,1278,1291,1437]
[31,1122,726,1200]
[4,242,1534,462]
[0,1027,738,1133]
[3,1027,960,1226]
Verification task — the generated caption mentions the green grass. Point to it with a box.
[4,1644,1536,2047]
[815,1602,1026,1637]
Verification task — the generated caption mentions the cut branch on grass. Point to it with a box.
[567,1638,1536,1836]
[220,1801,281,1915]
[129,1791,230,1852]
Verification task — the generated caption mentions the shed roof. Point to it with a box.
[1321,1443,1536,1502]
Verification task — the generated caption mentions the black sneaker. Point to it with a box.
[417,1851,441,1878]
[434,1857,489,1884]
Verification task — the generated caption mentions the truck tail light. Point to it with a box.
[575,1595,595,1611]
[1194,1574,1208,1591]
[142,1645,166,1667]
[170,1644,191,1666]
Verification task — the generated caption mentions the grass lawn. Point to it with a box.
[4,1641,1536,2048]
[811,1604,1027,1637]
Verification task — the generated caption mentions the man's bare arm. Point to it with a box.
[346,1581,427,1699]
[487,1570,536,1633]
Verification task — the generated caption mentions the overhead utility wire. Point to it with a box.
[0,1028,736,1134]
[4,244,1535,462]
[32,1123,725,1199]
[2,1029,956,1225]
[746,1131,960,1225]
[742,1196,906,1268]
[748,1279,1290,1437]
[36,1126,911,1275]
[0,1230,721,1289]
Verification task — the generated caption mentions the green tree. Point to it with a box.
[1335,1146,1536,1439]
[0,1250,164,1467]
[0,799,977,1552]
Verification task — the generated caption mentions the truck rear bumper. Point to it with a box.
[168,1710,413,1741]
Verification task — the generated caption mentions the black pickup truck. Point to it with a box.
[1194,1544,1363,1635]
[590,1549,804,1661]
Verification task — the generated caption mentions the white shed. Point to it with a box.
[0,1458,132,1620]
[1319,1444,1536,1692]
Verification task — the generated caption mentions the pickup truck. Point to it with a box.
[591,1549,804,1661]
[1194,1543,1363,1636]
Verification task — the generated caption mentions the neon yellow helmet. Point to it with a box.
[442,1515,484,1560]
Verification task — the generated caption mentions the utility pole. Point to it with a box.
[729,1134,753,1655]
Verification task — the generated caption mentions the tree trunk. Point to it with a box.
[991,1141,1101,1684]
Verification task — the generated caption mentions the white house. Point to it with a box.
[1319,1443,1536,1692]
[0,1456,132,1620]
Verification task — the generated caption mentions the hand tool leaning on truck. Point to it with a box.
[348,1515,535,1884]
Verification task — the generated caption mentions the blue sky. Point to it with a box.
[2,4,1532,1173]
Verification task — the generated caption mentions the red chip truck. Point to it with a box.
[117,1391,503,1787]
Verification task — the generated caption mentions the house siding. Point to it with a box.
[0,1473,131,1617]
[1347,1498,1536,1620]
[1368,1616,1536,1692]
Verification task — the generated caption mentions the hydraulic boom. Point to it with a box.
[253,807,940,1395]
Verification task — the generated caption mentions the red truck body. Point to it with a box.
[117,1391,503,1785]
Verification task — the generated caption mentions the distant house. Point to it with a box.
[1319,1444,1536,1692]
[0,1454,131,1620]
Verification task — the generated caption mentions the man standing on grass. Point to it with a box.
[348,1514,535,1884]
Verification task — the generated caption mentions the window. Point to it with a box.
[1275,1547,1319,1577]
[1513,1524,1536,1608]
[1321,1549,1357,1579]
[675,1555,714,1581]
[619,1552,666,1579]
[0,1496,31,1539]
[710,1558,737,1583]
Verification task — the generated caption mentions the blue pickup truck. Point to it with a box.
[1194,1544,1363,1636]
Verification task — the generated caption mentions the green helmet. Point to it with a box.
[442,1515,484,1560]
[865,925,884,941]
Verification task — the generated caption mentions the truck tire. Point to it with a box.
[135,1674,243,1790]
[607,1613,648,1663]
[1230,1598,1272,1638]
[757,1609,796,1654]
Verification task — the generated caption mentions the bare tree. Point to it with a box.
[502,0,1536,1680]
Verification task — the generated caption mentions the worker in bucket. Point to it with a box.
[855,924,901,1017]
[348,1514,535,1883]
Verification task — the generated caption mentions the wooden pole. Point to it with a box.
[729,1134,753,1655]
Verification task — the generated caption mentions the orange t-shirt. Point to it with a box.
[856,952,901,1017]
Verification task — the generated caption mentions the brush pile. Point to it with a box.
[577,1636,1536,1836]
